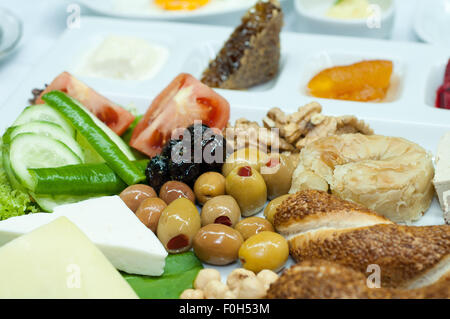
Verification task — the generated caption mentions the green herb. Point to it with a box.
[0,140,39,220]
[122,252,203,299]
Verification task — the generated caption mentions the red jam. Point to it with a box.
[436,59,450,109]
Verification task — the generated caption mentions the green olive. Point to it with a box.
[119,184,157,213]
[159,181,195,205]
[222,147,269,177]
[193,224,244,265]
[135,197,167,233]
[157,198,201,254]
[239,231,289,273]
[260,153,295,200]
[194,172,226,205]
[225,165,267,216]
[235,217,274,240]
[201,195,241,227]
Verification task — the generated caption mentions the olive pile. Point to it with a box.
[145,124,228,191]
[122,145,299,278]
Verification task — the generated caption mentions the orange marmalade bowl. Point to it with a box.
[307,60,393,102]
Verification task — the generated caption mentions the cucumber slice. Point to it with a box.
[76,133,105,164]
[1,143,25,192]
[13,104,75,137]
[8,121,84,161]
[9,133,82,190]
[31,193,103,213]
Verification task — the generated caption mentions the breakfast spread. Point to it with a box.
[1,65,449,298]
[201,0,283,89]
[290,134,435,223]
[307,60,393,102]
[1,1,450,300]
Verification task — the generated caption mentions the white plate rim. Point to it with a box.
[78,0,287,20]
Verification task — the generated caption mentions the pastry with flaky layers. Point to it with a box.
[289,133,435,223]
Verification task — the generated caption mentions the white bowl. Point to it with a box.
[414,0,450,45]
[294,0,395,39]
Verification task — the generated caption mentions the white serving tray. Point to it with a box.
[0,17,449,283]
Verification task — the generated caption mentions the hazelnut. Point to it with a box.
[203,280,230,299]
[257,269,279,291]
[237,277,266,299]
[226,268,256,293]
[180,289,205,299]
[194,268,221,290]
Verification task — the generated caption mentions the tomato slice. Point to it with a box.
[130,73,230,157]
[35,72,135,136]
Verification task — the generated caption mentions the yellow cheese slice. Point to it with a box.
[0,217,138,299]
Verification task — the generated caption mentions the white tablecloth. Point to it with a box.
[0,0,421,108]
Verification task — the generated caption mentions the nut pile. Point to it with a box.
[180,268,279,299]
[226,102,374,152]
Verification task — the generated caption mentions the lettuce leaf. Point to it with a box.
[0,140,39,220]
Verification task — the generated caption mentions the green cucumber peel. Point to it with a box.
[29,160,148,195]
[1,137,26,193]
[12,104,76,138]
[42,91,145,185]
[32,193,105,213]
[122,252,203,299]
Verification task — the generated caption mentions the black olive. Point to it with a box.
[145,155,170,192]
[168,160,201,187]
[161,139,191,162]
[201,135,227,173]
[155,123,229,187]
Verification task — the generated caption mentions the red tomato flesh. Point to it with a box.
[36,72,135,136]
[130,73,230,157]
